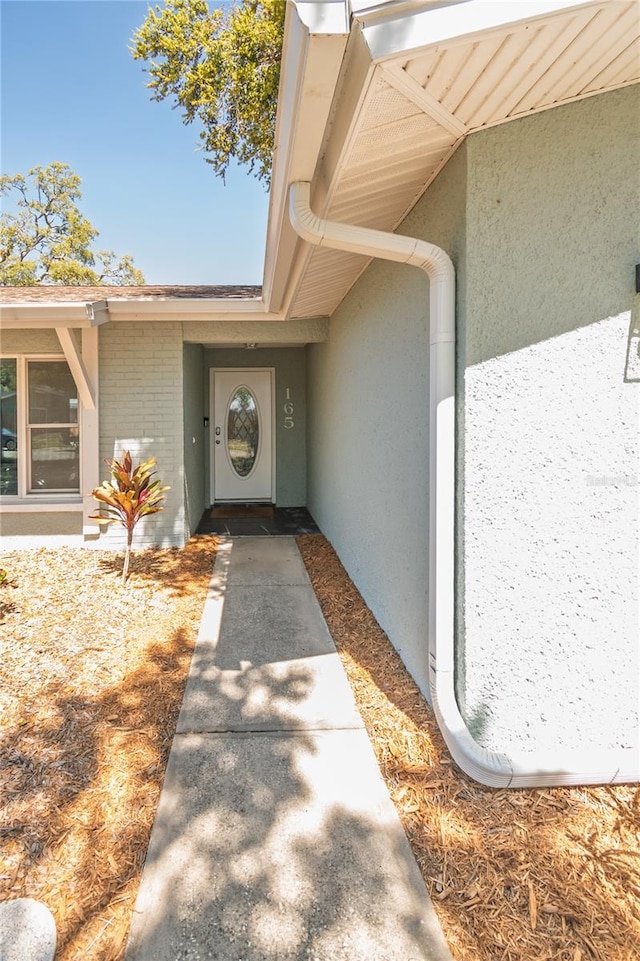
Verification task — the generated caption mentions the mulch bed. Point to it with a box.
[296,535,640,961]
[1,532,638,960]
[0,537,218,961]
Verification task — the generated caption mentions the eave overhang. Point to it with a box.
[103,297,283,322]
[0,296,288,326]
[261,0,351,313]
[1,0,637,328]
[269,0,640,320]
[0,301,110,328]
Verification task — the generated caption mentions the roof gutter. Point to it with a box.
[0,301,110,328]
[0,298,285,325]
[289,180,637,788]
[262,1,350,313]
[352,0,601,62]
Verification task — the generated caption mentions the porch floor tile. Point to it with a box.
[196,506,319,537]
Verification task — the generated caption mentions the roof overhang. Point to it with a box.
[1,0,637,325]
[0,295,287,326]
[102,297,283,323]
[267,0,640,319]
[261,1,351,313]
[0,300,110,328]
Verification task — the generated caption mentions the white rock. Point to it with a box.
[0,899,56,961]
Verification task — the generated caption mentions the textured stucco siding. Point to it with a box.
[0,329,61,353]
[460,86,639,757]
[0,512,82,537]
[183,318,328,344]
[307,84,638,767]
[204,348,307,507]
[183,343,205,535]
[99,321,186,547]
[307,147,468,690]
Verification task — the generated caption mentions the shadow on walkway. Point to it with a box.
[125,538,451,961]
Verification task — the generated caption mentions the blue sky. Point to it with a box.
[0,0,270,284]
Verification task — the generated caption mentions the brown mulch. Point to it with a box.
[1,531,638,961]
[0,537,218,961]
[296,535,640,961]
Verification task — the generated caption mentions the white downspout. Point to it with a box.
[289,181,637,788]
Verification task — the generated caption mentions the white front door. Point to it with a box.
[211,369,274,502]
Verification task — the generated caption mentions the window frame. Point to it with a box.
[0,353,82,500]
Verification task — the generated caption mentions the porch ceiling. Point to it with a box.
[288,0,640,319]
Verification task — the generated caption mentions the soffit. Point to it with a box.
[289,0,639,319]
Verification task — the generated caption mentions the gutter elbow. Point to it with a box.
[287,177,636,789]
[289,182,326,248]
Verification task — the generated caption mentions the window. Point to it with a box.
[0,356,80,496]
[0,359,18,495]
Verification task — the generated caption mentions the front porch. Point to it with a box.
[196,504,319,537]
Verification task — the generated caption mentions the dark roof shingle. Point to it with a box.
[0,284,263,304]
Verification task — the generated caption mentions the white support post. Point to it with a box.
[80,327,100,538]
[55,327,96,410]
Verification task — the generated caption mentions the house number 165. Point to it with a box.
[283,387,294,429]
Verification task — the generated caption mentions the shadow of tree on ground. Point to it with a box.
[296,533,640,961]
[96,538,221,597]
[1,628,198,959]
[2,534,449,961]
[125,688,446,961]
[0,536,218,960]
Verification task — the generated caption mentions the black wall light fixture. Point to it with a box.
[636,264,640,294]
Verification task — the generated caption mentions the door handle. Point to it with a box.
[215,426,221,436]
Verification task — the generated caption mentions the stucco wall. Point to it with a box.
[99,321,186,547]
[460,86,639,758]
[307,84,639,767]
[0,329,60,353]
[307,145,468,690]
[203,348,307,506]
[183,343,205,535]
[0,511,82,537]
[2,331,309,542]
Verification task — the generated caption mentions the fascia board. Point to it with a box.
[262,2,350,313]
[294,0,349,33]
[277,29,377,313]
[350,0,467,21]
[358,0,606,62]
[0,299,283,325]
[0,305,95,328]
[105,300,284,322]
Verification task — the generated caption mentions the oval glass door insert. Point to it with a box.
[227,386,259,477]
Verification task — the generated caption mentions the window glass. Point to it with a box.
[30,427,79,491]
[28,361,78,424]
[227,387,259,477]
[1,358,80,496]
[0,359,18,495]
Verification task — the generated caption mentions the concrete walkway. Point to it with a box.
[125,537,452,961]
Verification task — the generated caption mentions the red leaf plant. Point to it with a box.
[90,451,169,584]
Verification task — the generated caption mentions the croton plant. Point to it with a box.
[91,451,169,584]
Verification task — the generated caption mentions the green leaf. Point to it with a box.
[0,163,145,286]
[91,450,168,540]
[131,0,285,186]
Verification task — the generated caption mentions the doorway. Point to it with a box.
[210,368,274,502]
